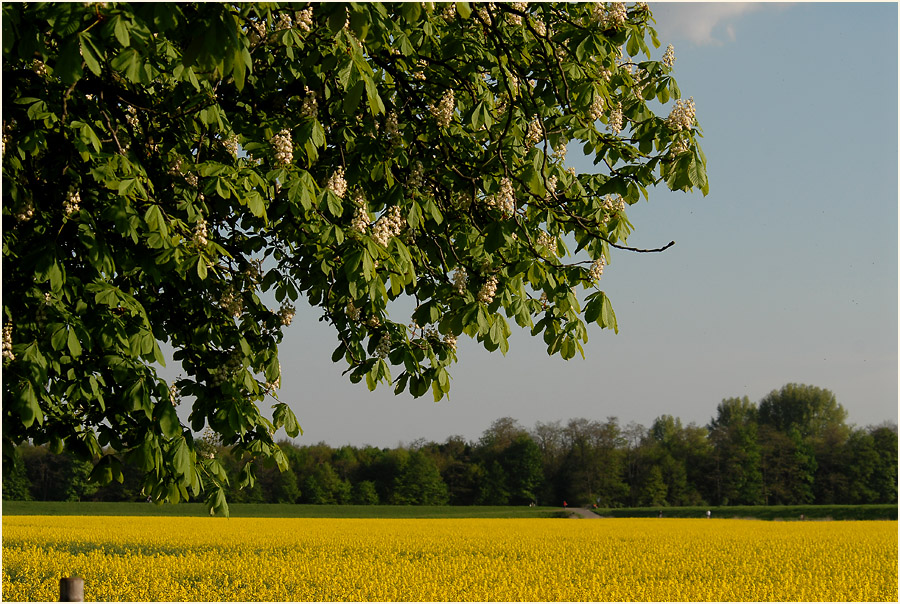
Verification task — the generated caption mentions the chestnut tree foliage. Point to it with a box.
[2,2,707,514]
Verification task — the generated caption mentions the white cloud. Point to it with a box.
[651,2,767,46]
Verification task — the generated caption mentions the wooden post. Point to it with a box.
[59,577,84,602]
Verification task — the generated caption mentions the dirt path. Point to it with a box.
[564,507,601,519]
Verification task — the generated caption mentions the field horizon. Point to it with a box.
[2,500,896,520]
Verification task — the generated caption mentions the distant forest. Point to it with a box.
[3,383,896,507]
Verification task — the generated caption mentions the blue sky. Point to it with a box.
[253,2,899,448]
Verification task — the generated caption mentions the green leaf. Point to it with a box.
[19,382,44,428]
[246,190,266,217]
[207,485,230,517]
[111,15,131,46]
[144,205,168,239]
[232,47,246,91]
[197,257,207,280]
[365,77,385,116]
[110,48,142,82]
[89,456,114,485]
[50,324,68,351]
[273,403,302,437]
[48,262,63,293]
[401,2,421,23]
[456,2,472,19]
[343,80,365,114]
[66,328,82,357]
[171,436,192,477]
[159,401,181,439]
[55,38,83,84]
[325,190,344,218]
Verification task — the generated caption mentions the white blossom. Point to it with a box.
[300,87,317,118]
[346,300,361,321]
[443,332,457,351]
[350,191,370,235]
[452,267,468,295]
[248,20,267,45]
[545,174,558,197]
[275,13,292,30]
[525,119,543,148]
[385,110,400,142]
[475,2,496,23]
[607,102,623,135]
[669,137,690,157]
[326,166,348,198]
[193,218,208,247]
[607,3,627,28]
[32,59,48,77]
[477,275,499,304]
[125,105,139,130]
[537,230,554,250]
[413,59,427,81]
[63,190,80,217]
[16,201,33,223]
[588,95,604,121]
[295,7,314,32]
[496,176,515,216]
[372,205,406,247]
[430,89,455,128]
[665,97,696,132]
[270,129,293,165]
[219,285,243,318]
[589,256,606,281]
[592,2,627,28]
[662,44,676,68]
[603,194,626,215]
[278,302,296,326]
[223,134,239,156]
[169,382,182,406]
[2,322,14,361]
[553,141,568,162]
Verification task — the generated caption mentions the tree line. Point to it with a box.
[3,383,896,507]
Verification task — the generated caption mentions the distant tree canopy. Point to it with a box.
[5,384,896,509]
[2,2,708,513]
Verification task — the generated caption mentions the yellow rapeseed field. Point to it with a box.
[2,516,896,601]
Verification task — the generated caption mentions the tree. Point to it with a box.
[758,426,817,505]
[301,461,350,504]
[18,444,98,501]
[559,417,627,506]
[867,423,898,503]
[391,449,449,505]
[1,447,33,501]
[500,433,544,504]
[2,2,707,513]
[757,384,848,441]
[351,479,379,505]
[707,397,763,505]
